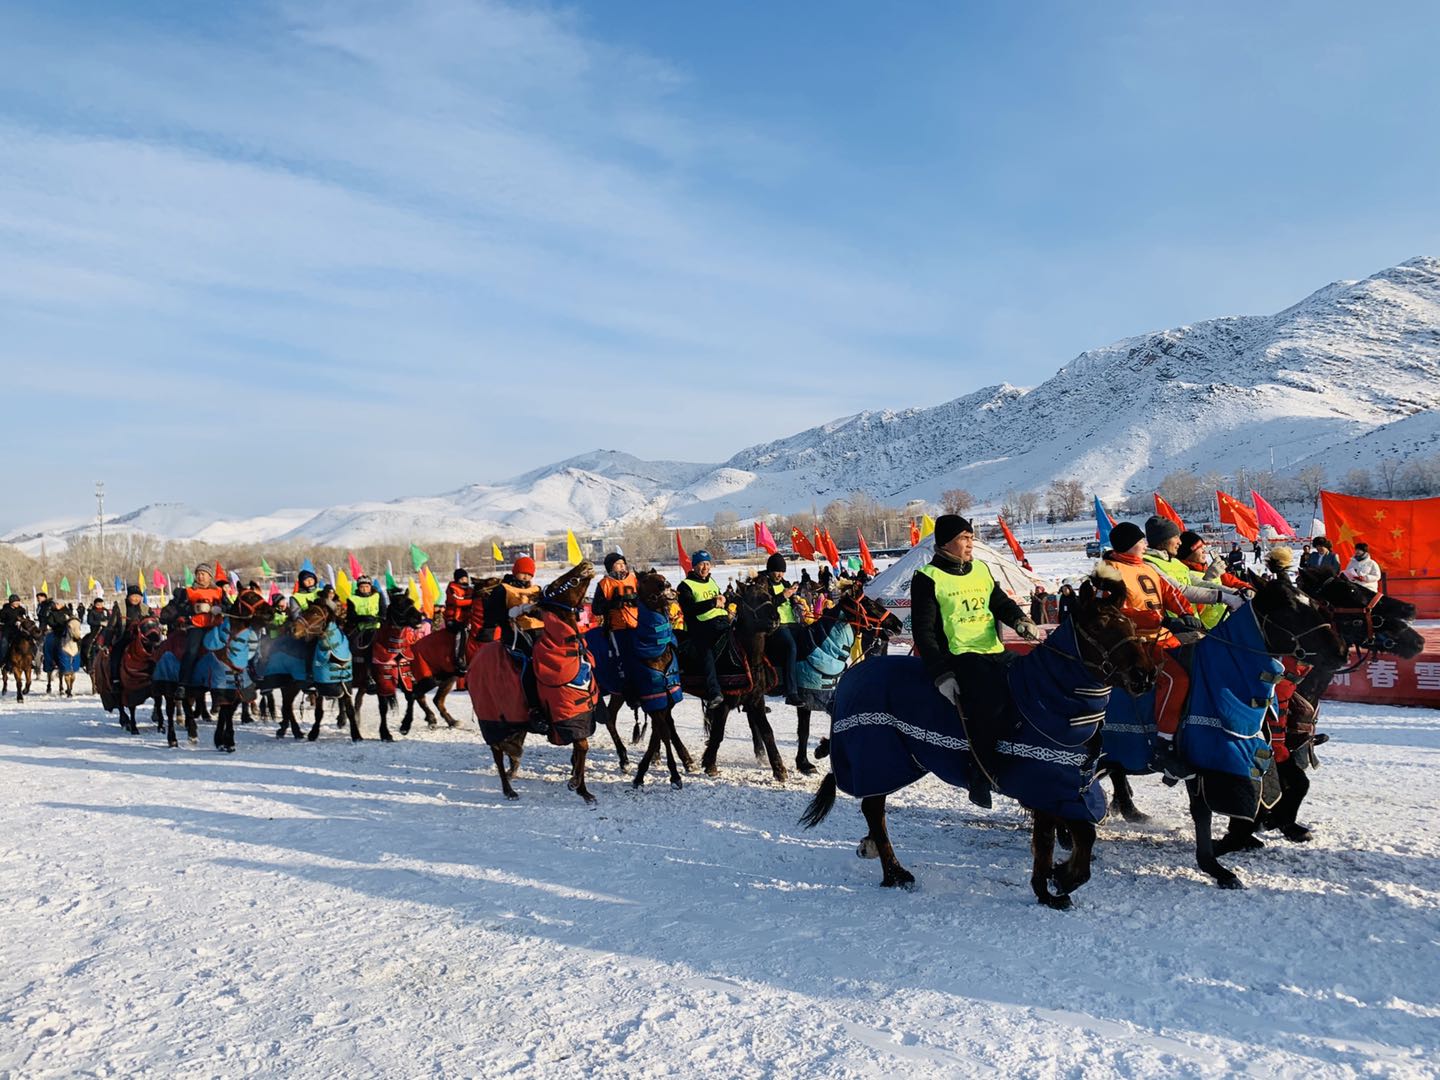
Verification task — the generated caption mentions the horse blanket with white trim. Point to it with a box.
[829,621,1111,821]
[1179,602,1280,781]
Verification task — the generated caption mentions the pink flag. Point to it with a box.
[754,521,779,555]
[347,552,363,580]
[269,582,282,601]
[153,569,168,589]
[1250,490,1296,538]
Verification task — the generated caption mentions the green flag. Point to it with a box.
[185,566,195,587]
[260,557,273,577]
[59,576,71,593]
[385,567,397,591]
[409,543,429,571]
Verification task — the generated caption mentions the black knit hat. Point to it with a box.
[127,585,143,597]
[603,552,625,572]
[1177,530,1205,562]
[934,515,973,548]
[1145,514,1181,547]
[1109,521,1144,552]
[453,567,469,582]
[765,553,787,574]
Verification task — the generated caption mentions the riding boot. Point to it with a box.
[1150,736,1195,781]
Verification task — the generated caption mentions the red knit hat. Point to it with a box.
[513,556,536,576]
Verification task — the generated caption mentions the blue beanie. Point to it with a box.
[692,550,713,565]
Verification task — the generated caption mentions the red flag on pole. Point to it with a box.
[791,527,816,561]
[1154,493,1186,530]
[675,531,692,575]
[1250,490,1295,538]
[1216,490,1260,542]
[909,519,920,547]
[813,527,827,564]
[857,529,876,576]
[754,521,779,555]
[997,515,1028,567]
[214,561,225,581]
[347,552,364,580]
[820,528,842,568]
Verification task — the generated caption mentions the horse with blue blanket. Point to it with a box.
[192,589,272,752]
[587,570,696,789]
[801,566,1160,908]
[255,592,358,742]
[1099,571,1347,889]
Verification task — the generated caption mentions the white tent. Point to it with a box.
[867,536,1052,639]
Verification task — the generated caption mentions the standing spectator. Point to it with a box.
[1225,543,1245,574]
[1306,537,1342,575]
[1252,540,1263,565]
[1056,583,1076,624]
[1029,585,1047,625]
[1343,542,1382,587]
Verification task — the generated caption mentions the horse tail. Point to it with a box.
[799,772,838,829]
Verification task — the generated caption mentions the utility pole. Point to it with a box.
[95,481,106,562]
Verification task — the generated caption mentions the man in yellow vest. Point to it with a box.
[345,575,385,634]
[762,553,804,706]
[912,514,1038,807]
[678,550,729,710]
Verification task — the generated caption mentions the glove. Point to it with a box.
[934,673,964,709]
[508,603,536,619]
[1220,590,1246,611]
[1013,618,1040,642]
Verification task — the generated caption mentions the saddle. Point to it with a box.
[678,629,752,698]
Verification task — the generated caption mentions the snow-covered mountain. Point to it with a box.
[2,504,317,558]
[8,258,1438,550]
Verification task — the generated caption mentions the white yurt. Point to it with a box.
[866,536,1051,639]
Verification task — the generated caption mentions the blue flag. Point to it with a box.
[1093,495,1114,549]
[299,557,316,576]
[114,575,125,594]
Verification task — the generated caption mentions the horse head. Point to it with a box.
[835,585,903,637]
[1072,563,1162,696]
[1250,576,1349,669]
[471,576,504,611]
[290,601,334,640]
[635,570,676,611]
[135,615,166,654]
[230,589,271,627]
[539,561,594,625]
[1296,567,1424,660]
[15,615,40,641]
[734,579,779,637]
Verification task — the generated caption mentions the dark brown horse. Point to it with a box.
[626,570,697,789]
[2,615,39,702]
[695,579,789,782]
[397,576,503,734]
[469,563,599,803]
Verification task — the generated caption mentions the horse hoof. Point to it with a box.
[771,768,789,783]
[504,790,520,801]
[306,733,319,742]
[581,793,597,806]
[1039,893,1073,911]
[881,871,916,890]
[857,837,880,860]
[380,732,394,743]
[670,776,683,790]
[796,758,817,776]
[1217,876,1244,890]
[351,734,363,742]
[1119,808,1151,824]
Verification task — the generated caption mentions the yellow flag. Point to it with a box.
[421,566,441,617]
[40,578,48,595]
[919,514,936,539]
[492,542,503,561]
[335,569,352,603]
[408,578,422,608]
[565,529,582,566]
[138,570,146,592]
[88,576,97,591]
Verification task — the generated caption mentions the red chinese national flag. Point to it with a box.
[821,528,842,568]
[857,529,877,576]
[675,532,691,575]
[791,527,816,561]
[1216,490,1259,542]
[1154,493,1185,531]
[1320,491,1440,576]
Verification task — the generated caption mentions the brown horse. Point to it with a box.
[690,579,790,782]
[469,563,599,803]
[397,577,503,734]
[2,616,39,702]
[110,616,168,736]
[624,570,696,789]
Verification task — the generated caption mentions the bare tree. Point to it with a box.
[1341,467,1372,496]
[1294,464,1326,510]
[1045,479,1087,521]
[1014,491,1041,525]
[940,489,974,516]
[1375,458,1403,498]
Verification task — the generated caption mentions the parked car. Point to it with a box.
[1084,540,1104,558]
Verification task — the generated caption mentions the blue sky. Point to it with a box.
[2,0,1437,528]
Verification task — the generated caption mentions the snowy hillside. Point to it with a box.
[6,259,1437,548]
[1,504,317,558]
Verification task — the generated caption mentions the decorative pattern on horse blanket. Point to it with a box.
[1178,602,1280,781]
[193,620,261,699]
[829,622,1111,822]
[151,632,185,687]
[585,605,683,714]
[796,616,854,714]
[371,624,419,697]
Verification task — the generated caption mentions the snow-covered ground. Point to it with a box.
[2,688,1437,1078]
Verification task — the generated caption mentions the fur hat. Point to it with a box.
[1145,515,1181,547]
[1267,545,1294,571]
[512,556,536,577]
[1109,521,1144,553]
[1177,530,1205,562]
[934,515,973,548]
[126,585,143,598]
[765,553,787,575]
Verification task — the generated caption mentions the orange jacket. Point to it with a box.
[592,573,639,631]
[1104,551,1193,648]
[183,585,225,629]
[443,581,472,627]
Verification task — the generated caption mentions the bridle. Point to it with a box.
[1040,606,1155,687]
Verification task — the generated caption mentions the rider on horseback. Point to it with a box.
[345,575,385,633]
[286,568,320,621]
[443,568,472,671]
[177,564,226,686]
[911,515,1038,809]
[677,550,729,711]
[762,553,805,707]
[0,594,27,662]
[483,557,543,652]
[592,553,639,633]
[105,585,150,684]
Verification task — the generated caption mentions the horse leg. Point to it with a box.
[659,712,683,789]
[1272,757,1312,841]
[1030,811,1067,909]
[437,679,460,727]
[860,795,914,889]
[1214,816,1264,857]
[399,693,416,735]
[165,695,178,748]
[214,702,235,751]
[668,718,696,773]
[748,703,788,782]
[183,693,198,743]
[795,706,816,775]
[493,745,519,800]
[1107,766,1149,823]
[306,696,324,741]
[701,702,728,776]
[604,701,630,772]
[1189,779,1242,889]
[632,715,663,788]
[1052,819,1097,906]
[567,739,596,805]
[343,692,362,741]
[377,695,394,743]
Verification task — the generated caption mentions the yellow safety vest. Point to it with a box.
[917,561,1003,655]
[351,592,380,618]
[1142,551,1199,620]
[771,580,797,625]
[681,577,727,621]
[293,589,318,612]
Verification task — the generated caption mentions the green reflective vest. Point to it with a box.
[292,589,318,612]
[771,580,797,624]
[682,577,727,621]
[351,591,380,624]
[917,561,1003,655]
[1142,551,1196,620]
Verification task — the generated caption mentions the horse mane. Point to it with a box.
[471,577,503,603]
[540,561,594,617]
[635,570,674,610]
